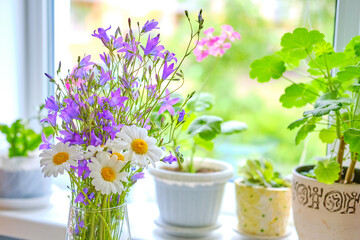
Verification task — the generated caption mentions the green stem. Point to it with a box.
[189,143,197,173]
[336,136,346,182]
[89,193,100,240]
[344,153,358,184]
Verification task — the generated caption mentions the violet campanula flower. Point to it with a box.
[141,34,164,57]
[99,68,113,85]
[74,217,84,234]
[41,112,57,126]
[58,130,85,145]
[162,61,176,80]
[108,88,128,107]
[87,95,95,106]
[90,131,103,146]
[163,50,177,63]
[92,26,111,46]
[76,160,91,179]
[75,188,94,205]
[163,151,177,164]
[44,96,59,112]
[100,52,110,66]
[131,172,145,181]
[142,19,159,33]
[159,89,179,115]
[60,101,80,123]
[79,55,94,67]
[112,35,128,49]
[44,73,54,81]
[103,122,124,139]
[39,133,53,150]
[98,110,114,121]
[146,84,158,97]
[178,109,186,122]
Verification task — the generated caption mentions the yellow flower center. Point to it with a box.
[111,153,125,161]
[101,167,116,182]
[53,152,69,165]
[131,139,148,155]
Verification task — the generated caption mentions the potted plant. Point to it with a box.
[234,158,291,238]
[250,27,360,240]
[148,24,246,238]
[0,115,52,204]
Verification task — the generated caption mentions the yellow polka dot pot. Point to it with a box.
[234,179,291,238]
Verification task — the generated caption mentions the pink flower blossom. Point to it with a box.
[193,24,240,62]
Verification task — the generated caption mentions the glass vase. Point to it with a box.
[66,203,131,240]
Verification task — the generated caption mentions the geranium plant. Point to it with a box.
[40,11,203,239]
[250,27,360,184]
[161,25,246,173]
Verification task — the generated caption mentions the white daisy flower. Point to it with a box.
[84,145,105,159]
[114,125,162,168]
[88,153,128,195]
[39,142,83,177]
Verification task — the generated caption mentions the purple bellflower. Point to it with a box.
[159,89,179,115]
[162,61,176,80]
[163,151,177,164]
[92,26,111,46]
[142,19,159,33]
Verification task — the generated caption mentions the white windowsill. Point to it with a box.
[0,178,298,240]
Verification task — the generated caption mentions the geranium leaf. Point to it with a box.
[186,92,214,112]
[303,94,353,117]
[194,135,214,151]
[187,115,223,141]
[295,123,316,145]
[319,127,337,144]
[337,66,360,82]
[249,54,286,83]
[313,41,333,57]
[220,121,247,135]
[287,116,310,130]
[314,159,340,185]
[344,128,360,153]
[280,28,325,59]
[280,83,318,108]
[308,52,348,76]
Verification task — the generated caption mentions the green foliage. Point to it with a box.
[0,120,42,158]
[220,120,248,135]
[249,55,285,83]
[280,28,325,59]
[187,115,223,141]
[314,158,341,184]
[344,128,360,154]
[186,92,214,112]
[239,158,290,188]
[280,83,318,108]
[319,127,337,144]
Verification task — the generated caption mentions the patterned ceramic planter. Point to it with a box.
[234,179,291,238]
[293,165,360,240]
[148,158,233,229]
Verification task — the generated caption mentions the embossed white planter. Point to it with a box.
[292,165,360,240]
[148,158,233,228]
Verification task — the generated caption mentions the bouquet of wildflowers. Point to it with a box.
[39,11,203,239]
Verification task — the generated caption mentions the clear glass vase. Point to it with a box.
[66,203,131,240]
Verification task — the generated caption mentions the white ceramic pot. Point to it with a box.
[292,165,360,240]
[0,155,51,198]
[234,179,291,238]
[148,158,233,228]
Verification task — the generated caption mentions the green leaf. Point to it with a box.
[295,124,316,145]
[277,49,300,69]
[287,116,310,130]
[279,83,318,108]
[303,94,353,117]
[345,36,360,58]
[186,92,214,112]
[319,127,337,144]
[194,135,214,151]
[348,84,360,92]
[344,128,360,153]
[187,115,223,141]
[249,54,286,83]
[308,52,348,76]
[337,66,360,82]
[313,41,333,57]
[280,28,325,59]
[314,159,340,184]
[220,121,247,135]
